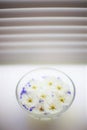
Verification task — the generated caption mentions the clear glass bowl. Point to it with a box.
[16,67,75,120]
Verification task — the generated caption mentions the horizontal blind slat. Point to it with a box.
[0,0,86,8]
[0,26,87,34]
[0,17,87,26]
[0,0,87,64]
[0,42,87,46]
[0,34,87,42]
[0,8,87,18]
[0,48,87,54]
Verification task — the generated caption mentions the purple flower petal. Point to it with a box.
[26,82,31,87]
[22,104,28,110]
[28,84,31,87]
[39,99,44,103]
[20,87,27,98]
[52,94,54,97]
[67,91,71,95]
[29,106,35,111]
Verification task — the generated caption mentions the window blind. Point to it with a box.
[0,0,87,64]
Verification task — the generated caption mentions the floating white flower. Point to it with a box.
[43,76,57,87]
[57,93,72,106]
[19,75,73,115]
[49,104,56,111]
[25,79,39,93]
[21,92,37,110]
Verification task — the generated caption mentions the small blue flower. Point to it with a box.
[22,104,28,110]
[29,106,35,111]
[27,82,31,87]
[67,91,71,95]
[28,84,31,87]
[51,94,54,97]
[20,87,27,98]
[39,99,44,103]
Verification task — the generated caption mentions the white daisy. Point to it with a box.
[21,92,37,109]
[19,75,73,116]
[57,93,72,106]
[25,79,39,92]
[43,76,58,87]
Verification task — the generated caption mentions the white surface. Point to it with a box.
[0,65,87,130]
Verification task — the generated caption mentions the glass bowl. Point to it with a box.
[16,67,75,120]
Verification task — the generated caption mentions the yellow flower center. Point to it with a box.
[32,85,37,89]
[41,94,47,99]
[49,105,56,110]
[27,98,33,103]
[59,97,65,103]
[57,86,62,90]
[48,82,53,86]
